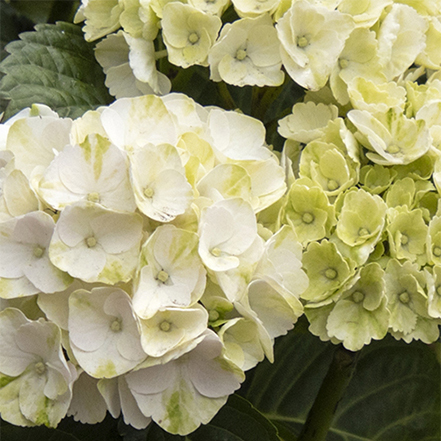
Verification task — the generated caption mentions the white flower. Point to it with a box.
[95,31,171,98]
[100,95,178,151]
[68,287,147,378]
[98,375,152,429]
[39,133,136,212]
[276,0,354,90]
[206,108,272,161]
[198,198,258,272]
[209,14,284,87]
[0,211,72,298]
[137,305,208,357]
[133,224,206,319]
[162,3,222,68]
[49,201,143,284]
[0,308,76,427]
[129,143,193,222]
[126,330,244,435]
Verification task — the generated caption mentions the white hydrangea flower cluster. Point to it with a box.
[0,94,308,434]
[75,0,441,91]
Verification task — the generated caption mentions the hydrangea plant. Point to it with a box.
[0,0,440,440]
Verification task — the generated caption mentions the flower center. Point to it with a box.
[34,361,46,375]
[339,58,349,69]
[236,49,247,61]
[358,227,369,237]
[87,192,100,203]
[302,212,314,224]
[327,179,339,191]
[400,234,409,246]
[386,145,400,154]
[209,309,220,321]
[325,268,338,280]
[352,291,364,303]
[144,187,154,198]
[188,32,199,44]
[211,247,222,257]
[33,246,45,258]
[160,321,172,332]
[297,36,309,48]
[86,236,97,248]
[399,291,410,304]
[110,318,122,332]
[157,270,169,283]
[433,246,441,257]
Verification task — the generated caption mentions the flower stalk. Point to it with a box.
[297,345,360,441]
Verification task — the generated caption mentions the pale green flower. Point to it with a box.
[326,263,389,351]
[278,101,339,144]
[359,164,397,194]
[78,0,124,41]
[330,28,386,105]
[428,215,441,265]
[189,0,230,15]
[348,108,431,165]
[384,259,430,337]
[162,3,222,68]
[283,180,336,244]
[336,188,387,249]
[415,16,441,69]
[231,0,280,18]
[301,240,355,303]
[347,77,407,114]
[218,317,267,371]
[276,0,354,90]
[337,0,392,27]
[426,266,441,319]
[387,206,428,265]
[298,140,358,196]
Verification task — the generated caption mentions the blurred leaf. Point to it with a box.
[0,21,112,121]
[244,331,441,441]
[7,0,79,25]
[145,395,281,441]
[0,414,122,441]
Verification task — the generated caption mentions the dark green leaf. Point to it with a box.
[0,414,122,441]
[0,21,112,120]
[244,330,441,441]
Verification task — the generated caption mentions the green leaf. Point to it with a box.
[0,414,122,441]
[0,21,112,120]
[145,394,281,441]
[244,329,441,441]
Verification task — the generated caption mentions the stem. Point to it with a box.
[297,345,360,441]
[155,50,168,60]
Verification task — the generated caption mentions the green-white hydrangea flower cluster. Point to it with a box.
[0,94,308,434]
[276,46,441,351]
[75,0,441,92]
